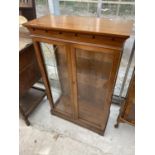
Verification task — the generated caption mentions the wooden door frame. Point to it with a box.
[70,43,122,129]
[32,37,75,119]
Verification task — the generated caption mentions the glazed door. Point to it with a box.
[39,42,74,118]
[71,44,121,129]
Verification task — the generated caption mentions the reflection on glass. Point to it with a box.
[76,49,113,127]
[59,1,97,17]
[41,43,72,117]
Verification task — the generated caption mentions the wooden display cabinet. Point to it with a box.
[19,43,46,125]
[24,15,133,134]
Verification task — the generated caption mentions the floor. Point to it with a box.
[19,97,135,155]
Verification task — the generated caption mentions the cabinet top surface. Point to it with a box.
[24,15,133,38]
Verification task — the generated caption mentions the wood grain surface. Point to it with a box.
[24,15,133,38]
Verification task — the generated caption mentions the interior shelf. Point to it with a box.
[19,87,46,116]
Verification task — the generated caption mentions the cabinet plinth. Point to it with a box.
[24,15,133,134]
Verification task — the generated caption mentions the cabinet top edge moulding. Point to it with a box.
[23,15,133,39]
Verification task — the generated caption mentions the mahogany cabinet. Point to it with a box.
[19,42,45,125]
[115,71,135,127]
[24,15,133,134]
[19,1,45,126]
[19,44,40,96]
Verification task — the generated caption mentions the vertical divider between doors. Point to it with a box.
[66,45,78,120]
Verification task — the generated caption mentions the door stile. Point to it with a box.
[69,46,79,120]
[65,44,75,119]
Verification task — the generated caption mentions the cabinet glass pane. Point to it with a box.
[59,1,97,17]
[75,49,113,127]
[41,43,72,117]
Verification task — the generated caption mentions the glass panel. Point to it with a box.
[119,4,135,18]
[103,0,120,0]
[75,48,113,127]
[114,36,134,97]
[59,1,97,17]
[122,0,134,1]
[35,0,49,17]
[88,2,97,16]
[101,3,118,18]
[41,43,72,117]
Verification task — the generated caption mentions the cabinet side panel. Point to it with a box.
[123,74,135,124]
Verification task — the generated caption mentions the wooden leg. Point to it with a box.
[25,118,30,126]
[114,123,119,128]
[114,113,120,128]
[114,102,125,129]
[19,105,30,126]
[50,109,53,115]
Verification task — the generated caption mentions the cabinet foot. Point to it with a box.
[50,109,53,115]
[114,123,119,128]
[25,119,30,126]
